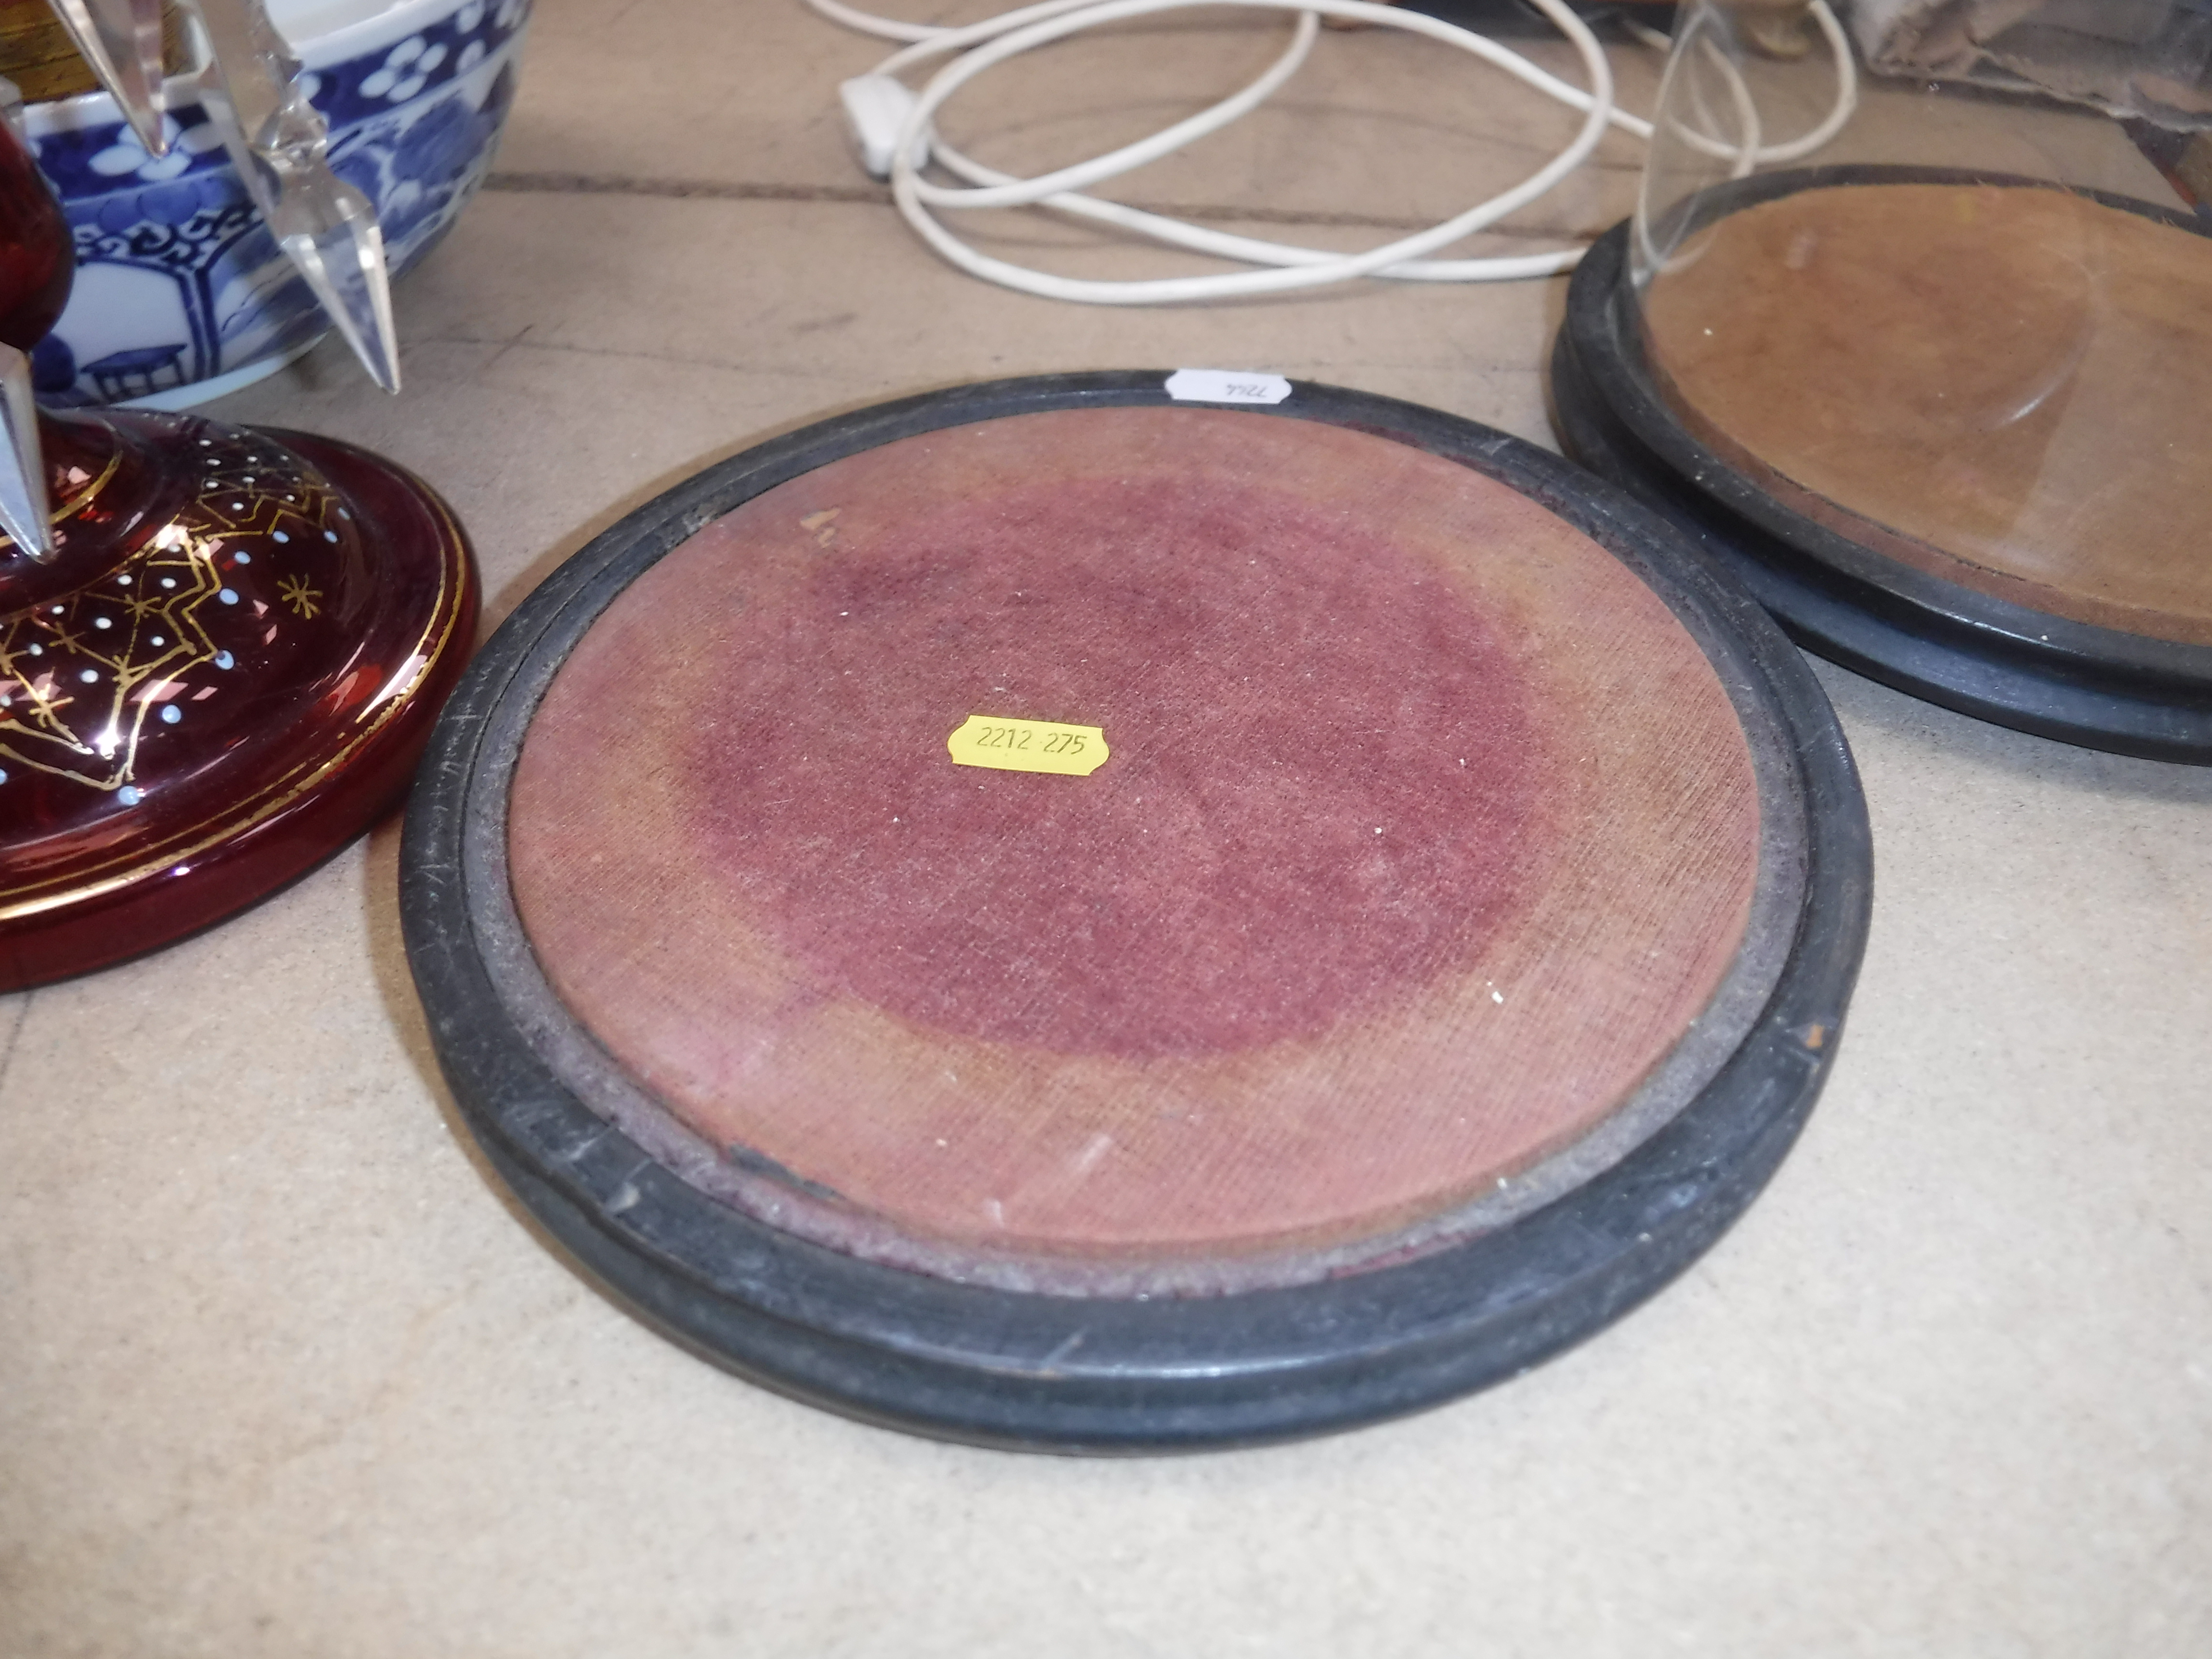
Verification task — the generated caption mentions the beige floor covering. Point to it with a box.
[2,4,2208,1656]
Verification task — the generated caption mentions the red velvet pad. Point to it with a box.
[508,408,1759,1282]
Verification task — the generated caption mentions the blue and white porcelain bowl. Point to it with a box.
[23,0,530,408]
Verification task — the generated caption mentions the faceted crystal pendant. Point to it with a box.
[0,344,46,560]
[179,0,403,391]
[41,0,170,154]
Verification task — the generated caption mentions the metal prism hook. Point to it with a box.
[177,0,402,392]
[42,0,169,156]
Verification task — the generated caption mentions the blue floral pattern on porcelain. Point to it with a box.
[27,0,530,406]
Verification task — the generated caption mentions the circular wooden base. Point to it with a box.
[1554,169,2212,763]
[402,374,1869,1450]
[0,413,479,988]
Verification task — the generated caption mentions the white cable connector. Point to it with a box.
[840,72,931,180]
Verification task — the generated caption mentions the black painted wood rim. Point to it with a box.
[1553,165,2212,764]
[399,373,1872,1453]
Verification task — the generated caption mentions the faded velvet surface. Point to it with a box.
[508,408,1760,1268]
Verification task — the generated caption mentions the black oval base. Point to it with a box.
[400,372,1872,1453]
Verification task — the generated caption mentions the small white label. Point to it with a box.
[1164,369,1292,406]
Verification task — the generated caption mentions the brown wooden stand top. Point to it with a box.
[1644,181,2212,645]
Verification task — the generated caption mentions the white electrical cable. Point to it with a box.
[806,0,948,42]
[805,0,1857,304]
[906,10,1322,210]
[892,0,1615,301]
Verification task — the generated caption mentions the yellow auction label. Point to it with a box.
[947,715,1109,776]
